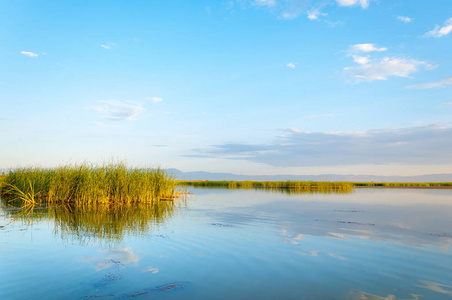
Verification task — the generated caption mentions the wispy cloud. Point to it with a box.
[344,57,431,82]
[298,113,343,120]
[348,43,387,53]
[407,77,452,89]
[343,43,433,82]
[146,97,163,103]
[237,0,369,21]
[0,117,11,120]
[397,16,412,23]
[186,124,452,166]
[254,0,275,6]
[89,100,145,121]
[336,0,370,9]
[280,12,300,20]
[444,102,452,106]
[20,51,38,58]
[238,0,308,20]
[424,18,452,38]
[286,62,296,69]
[307,8,327,20]
[100,42,116,49]
[91,121,120,128]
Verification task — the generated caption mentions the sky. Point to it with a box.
[0,0,451,176]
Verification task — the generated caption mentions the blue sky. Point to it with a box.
[1,0,451,175]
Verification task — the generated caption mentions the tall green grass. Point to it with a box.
[0,162,178,206]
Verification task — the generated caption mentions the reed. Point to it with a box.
[179,180,355,191]
[353,182,452,187]
[0,162,178,206]
[180,180,452,190]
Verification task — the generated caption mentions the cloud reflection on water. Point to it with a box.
[80,247,141,271]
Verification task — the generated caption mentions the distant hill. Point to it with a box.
[166,168,452,182]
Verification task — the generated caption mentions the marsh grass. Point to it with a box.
[354,182,452,187]
[179,180,355,191]
[0,162,179,206]
[180,180,452,190]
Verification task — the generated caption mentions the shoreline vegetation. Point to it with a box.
[179,180,452,190]
[0,162,180,207]
[1,165,451,207]
[179,180,355,191]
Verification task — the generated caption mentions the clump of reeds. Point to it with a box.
[179,180,355,191]
[0,162,178,206]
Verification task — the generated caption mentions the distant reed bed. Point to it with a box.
[180,180,451,190]
[179,180,355,191]
[354,182,452,187]
[0,162,178,206]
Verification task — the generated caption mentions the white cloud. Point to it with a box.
[397,16,412,23]
[307,9,327,20]
[352,55,370,65]
[407,77,452,89]
[254,0,275,6]
[0,117,10,120]
[344,57,429,82]
[146,97,163,103]
[239,0,310,20]
[445,102,452,106]
[348,43,387,53]
[89,100,145,121]
[187,124,452,166]
[92,121,120,128]
[424,18,452,38]
[280,12,300,20]
[298,113,343,120]
[286,62,296,69]
[20,51,38,58]
[101,42,116,49]
[336,0,370,9]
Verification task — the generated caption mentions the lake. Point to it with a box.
[1,188,451,299]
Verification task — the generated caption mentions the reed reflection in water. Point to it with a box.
[1,197,184,244]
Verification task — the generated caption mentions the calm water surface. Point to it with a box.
[1,188,452,299]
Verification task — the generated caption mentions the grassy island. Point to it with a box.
[179,180,452,190]
[179,180,355,191]
[0,162,178,206]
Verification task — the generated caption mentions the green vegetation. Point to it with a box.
[353,182,452,187]
[180,180,452,190]
[179,180,355,191]
[0,162,179,206]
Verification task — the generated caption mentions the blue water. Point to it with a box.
[1,188,451,299]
